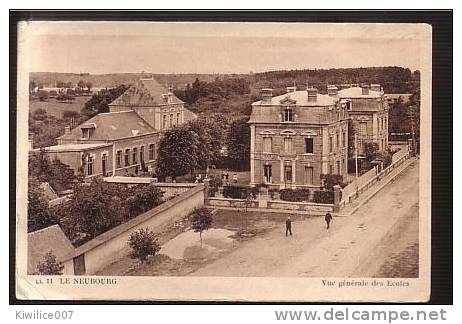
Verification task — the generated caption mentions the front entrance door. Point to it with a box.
[284,165,292,183]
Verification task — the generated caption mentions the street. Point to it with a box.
[190,161,419,277]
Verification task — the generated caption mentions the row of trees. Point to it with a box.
[155,115,250,179]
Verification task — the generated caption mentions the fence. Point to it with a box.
[339,151,411,208]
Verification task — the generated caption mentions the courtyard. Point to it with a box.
[97,161,419,278]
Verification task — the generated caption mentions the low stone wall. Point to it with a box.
[207,197,333,213]
[207,197,258,208]
[72,184,205,275]
[267,200,333,213]
[152,183,197,200]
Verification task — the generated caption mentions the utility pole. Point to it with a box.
[355,133,359,178]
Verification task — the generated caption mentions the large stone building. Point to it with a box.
[38,78,196,179]
[248,86,349,189]
[337,84,389,154]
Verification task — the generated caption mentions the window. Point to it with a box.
[336,133,339,149]
[305,138,314,154]
[359,122,367,137]
[304,166,313,185]
[87,156,93,176]
[124,149,130,166]
[264,165,272,183]
[329,164,334,174]
[284,165,292,182]
[177,112,181,125]
[116,150,122,168]
[170,114,174,127]
[283,137,293,153]
[163,115,167,129]
[337,161,341,174]
[284,108,294,122]
[140,146,144,163]
[149,144,155,161]
[342,132,346,148]
[102,154,107,176]
[329,136,333,153]
[263,137,272,153]
[132,148,138,164]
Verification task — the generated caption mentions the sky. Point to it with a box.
[22,22,429,74]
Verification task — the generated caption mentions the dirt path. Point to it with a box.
[191,161,419,277]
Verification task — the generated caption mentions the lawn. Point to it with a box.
[29,96,91,118]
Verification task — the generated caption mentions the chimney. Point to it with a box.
[327,85,338,96]
[65,125,71,134]
[361,84,370,95]
[286,86,296,93]
[261,88,273,104]
[307,87,318,102]
[370,84,381,92]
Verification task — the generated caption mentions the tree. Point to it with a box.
[29,151,79,192]
[128,228,160,262]
[28,178,57,232]
[85,81,93,92]
[227,117,251,170]
[29,80,37,94]
[37,90,48,102]
[191,207,213,248]
[81,84,128,118]
[36,251,64,275]
[77,80,86,90]
[58,179,128,239]
[124,184,164,219]
[156,127,200,179]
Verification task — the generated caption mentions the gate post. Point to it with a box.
[333,185,341,212]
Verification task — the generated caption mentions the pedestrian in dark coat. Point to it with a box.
[325,212,333,229]
[286,216,292,236]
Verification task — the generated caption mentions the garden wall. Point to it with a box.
[72,184,205,275]
[207,197,333,214]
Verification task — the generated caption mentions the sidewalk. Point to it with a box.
[337,157,418,217]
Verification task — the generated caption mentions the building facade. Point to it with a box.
[249,86,349,189]
[337,84,389,154]
[39,78,196,180]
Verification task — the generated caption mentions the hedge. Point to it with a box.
[222,185,258,199]
[279,189,310,202]
[313,190,334,204]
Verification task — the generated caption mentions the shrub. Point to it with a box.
[313,190,334,204]
[128,228,160,262]
[222,185,258,199]
[36,251,64,275]
[320,174,347,191]
[279,189,310,202]
[208,174,223,197]
[268,188,279,200]
[191,207,213,247]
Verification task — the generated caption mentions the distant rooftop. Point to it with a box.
[337,87,383,99]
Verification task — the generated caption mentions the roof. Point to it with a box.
[28,225,75,274]
[57,110,157,141]
[109,78,183,107]
[252,90,337,107]
[338,87,383,99]
[38,142,113,152]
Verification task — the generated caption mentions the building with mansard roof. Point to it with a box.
[38,78,196,179]
[248,86,349,189]
[337,84,389,154]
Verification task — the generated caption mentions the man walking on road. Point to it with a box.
[286,216,292,236]
[325,212,333,229]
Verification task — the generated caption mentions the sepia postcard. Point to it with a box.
[15,20,432,302]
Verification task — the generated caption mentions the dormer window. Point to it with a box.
[80,123,96,139]
[284,108,294,122]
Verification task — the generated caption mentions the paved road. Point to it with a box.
[190,161,419,277]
